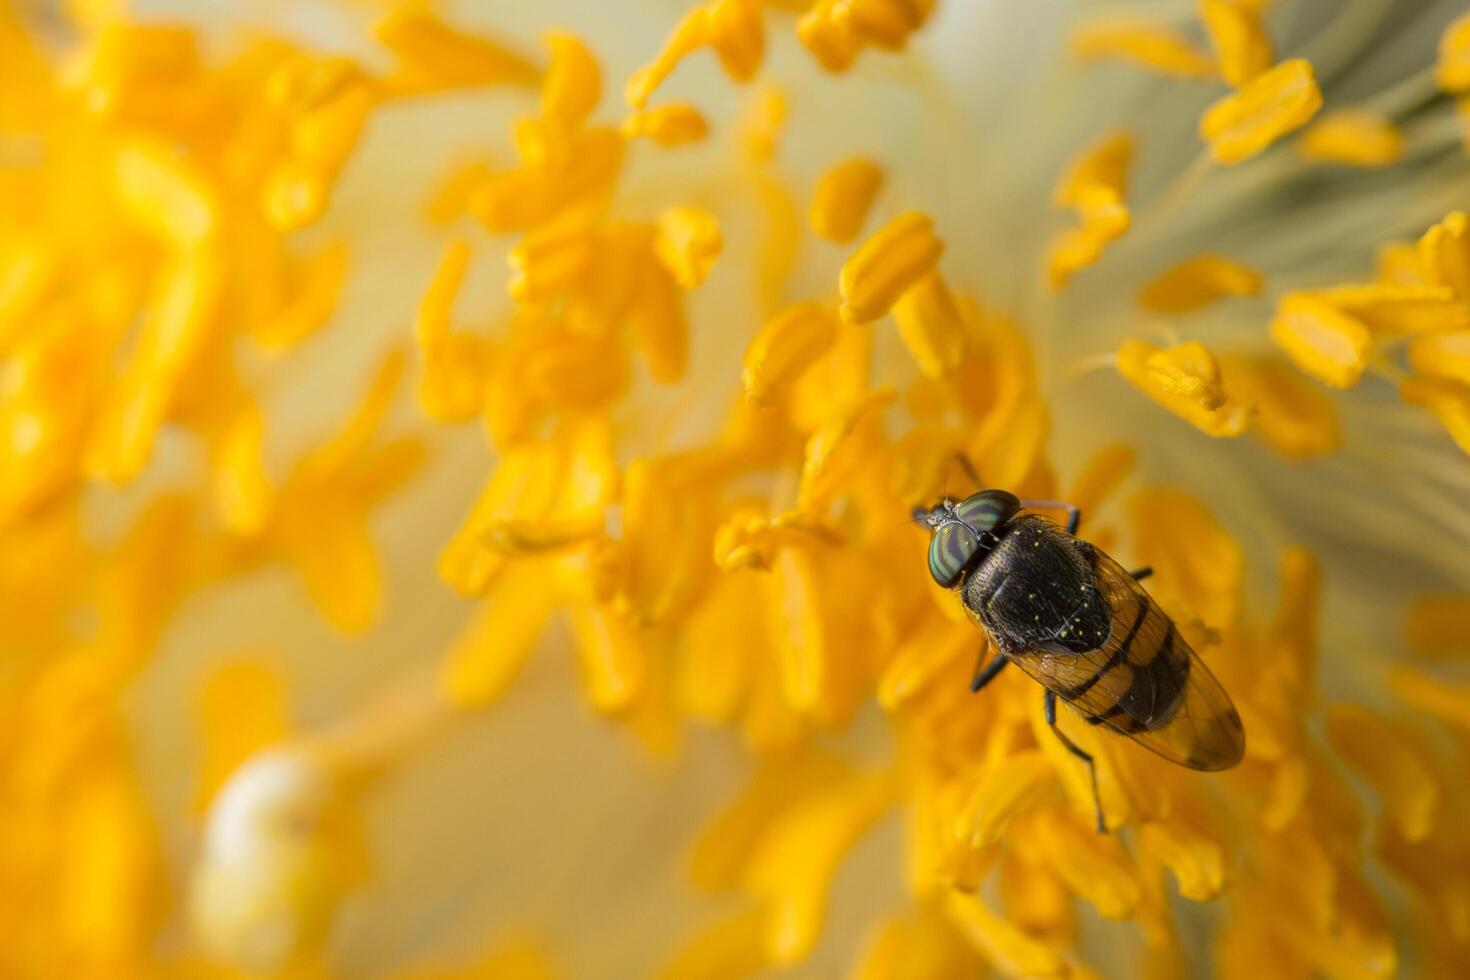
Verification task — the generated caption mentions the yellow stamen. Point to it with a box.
[743,302,841,408]
[839,212,944,324]
[1137,253,1263,313]
[1408,331,1470,385]
[1130,488,1242,627]
[569,604,646,712]
[810,156,885,244]
[953,751,1054,849]
[621,103,710,146]
[1268,293,1371,389]
[1298,109,1404,168]
[1200,0,1273,87]
[625,0,765,109]
[655,206,724,290]
[1139,822,1226,900]
[1327,705,1438,842]
[1437,12,1470,93]
[1417,211,1470,299]
[713,509,843,572]
[195,658,290,811]
[797,387,896,510]
[212,400,273,535]
[1069,18,1217,79]
[440,562,557,710]
[796,1,861,73]
[891,270,968,377]
[424,157,494,225]
[1220,354,1339,458]
[1068,442,1136,518]
[541,32,601,130]
[839,0,935,53]
[375,5,539,94]
[1313,282,1470,334]
[1400,374,1470,455]
[1376,241,1426,286]
[1406,594,1470,657]
[943,890,1069,979]
[1199,58,1322,164]
[1048,130,1133,287]
[1117,339,1251,437]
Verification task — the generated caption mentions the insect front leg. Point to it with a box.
[1044,690,1106,833]
[1019,498,1082,536]
[970,647,1008,693]
[953,453,983,491]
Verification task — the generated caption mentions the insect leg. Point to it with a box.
[1044,689,1106,833]
[1130,566,1153,581]
[970,648,1008,693]
[952,453,983,491]
[1019,498,1082,535]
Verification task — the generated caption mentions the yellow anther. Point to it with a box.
[1199,58,1322,164]
[1117,340,1250,437]
[1417,211,1470,299]
[1200,0,1273,87]
[375,5,539,93]
[1048,130,1133,287]
[1408,331,1470,385]
[1401,374,1470,455]
[891,270,968,377]
[1269,292,1371,388]
[1438,12,1470,93]
[541,32,601,129]
[1313,282,1470,334]
[1069,18,1217,78]
[839,211,943,324]
[112,137,217,246]
[840,0,934,52]
[1298,109,1404,168]
[625,0,764,108]
[797,0,861,73]
[1137,253,1263,313]
[743,302,840,408]
[810,156,885,244]
[655,206,723,290]
[620,103,710,146]
[1220,354,1339,458]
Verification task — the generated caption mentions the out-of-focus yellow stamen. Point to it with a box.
[542,32,601,130]
[1140,822,1227,900]
[1408,331,1470,385]
[1298,109,1405,168]
[1137,253,1263,313]
[797,387,895,510]
[375,4,539,95]
[621,103,710,146]
[1329,705,1438,844]
[1048,130,1133,287]
[1400,374,1470,454]
[1117,339,1250,437]
[1417,210,1470,299]
[713,509,843,572]
[1199,58,1322,164]
[810,156,884,244]
[891,271,968,377]
[1220,354,1339,458]
[1269,292,1372,389]
[1406,594,1470,656]
[440,562,557,710]
[839,212,944,324]
[743,302,841,408]
[944,890,1070,979]
[625,0,765,108]
[1313,282,1470,334]
[1437,12,1470,93]
[213,400,273,535]
[1130,488,1242,626]
[1069,18,1217,78]
[655,206,724,290]
[196,658,291,811]
[1200,0,1273,87]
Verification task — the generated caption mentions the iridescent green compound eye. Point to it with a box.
[954,489,1020,536]
[928,520,980,588]
[925,490,1020,588]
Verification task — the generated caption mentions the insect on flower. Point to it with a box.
[914,461,1246,832]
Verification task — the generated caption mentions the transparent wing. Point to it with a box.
[1005,544,1245,771]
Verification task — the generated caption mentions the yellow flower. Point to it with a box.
[5,1,1470,978]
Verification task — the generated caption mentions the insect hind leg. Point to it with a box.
[1044,690,1106,833]
[1130,566,1153,581]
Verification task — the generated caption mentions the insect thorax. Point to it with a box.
[961,515,1112,655]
